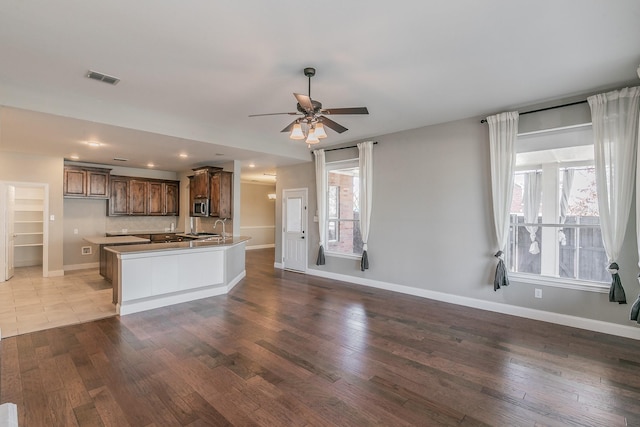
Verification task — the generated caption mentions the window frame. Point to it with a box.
[324,159,362,259]
[508,125,609,293]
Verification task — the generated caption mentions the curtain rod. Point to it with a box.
[323,141,378,152]
[480,100,587,123]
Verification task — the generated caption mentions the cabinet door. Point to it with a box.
[165,182,179,216]
[64,169,86,197]
[109,177,129,216]
[87,171,110,198]
[129,180,148,215]
[148,181,164,215]
[191,170,209,199]
[210,171,232,218]
[209,173,220,217]
[218,172,233,219]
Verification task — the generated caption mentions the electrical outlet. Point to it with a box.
[81,246,92,255]
[73,228,79,235]
[535,288,542,299]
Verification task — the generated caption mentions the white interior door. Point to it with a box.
[5,185,15,280]
[283,188,307,272]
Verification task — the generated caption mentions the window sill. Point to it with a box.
[325,251,362,260]
[510,273,609,293]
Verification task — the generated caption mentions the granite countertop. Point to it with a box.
[104,236,251,254]
[83,236,151,245]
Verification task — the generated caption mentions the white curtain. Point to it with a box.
[313,149,326,265]
[558,168,574,246]
[488,111,519,290]
[358,141,374,271]
[523,171,542,254]
[589,86,640,304]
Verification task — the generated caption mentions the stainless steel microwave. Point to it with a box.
[193,198,209,217]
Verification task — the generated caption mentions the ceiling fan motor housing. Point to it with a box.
[296,100,322,115]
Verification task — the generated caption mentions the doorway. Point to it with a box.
[282,188,308,272]
[0,182,49,282]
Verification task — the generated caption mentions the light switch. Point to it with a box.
[50,214,55,221]
[74,228,79,235]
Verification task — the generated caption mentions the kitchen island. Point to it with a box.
[105,236,249,315]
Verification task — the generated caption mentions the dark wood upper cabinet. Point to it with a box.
[64,166,111,198]
[148,180,180,216]
[108,176,180,216]
[191,169,209,199]
[109,177,130,216]
[189,166,233,219]
[210,171,233,219]
[147,181,164,215]
[165,182,179,216]
[129,179,148,215]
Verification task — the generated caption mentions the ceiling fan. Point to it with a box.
[249,67,369,145]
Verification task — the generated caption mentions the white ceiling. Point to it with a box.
[1,1,639,183]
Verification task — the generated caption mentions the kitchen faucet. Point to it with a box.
[214,218,227,240]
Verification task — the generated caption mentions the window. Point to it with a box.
[328,185,339,242]
[508,125,608,286]
[325,160,363,256]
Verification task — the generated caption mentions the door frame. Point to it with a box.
[0,181,49,282]
[282,187,308,272]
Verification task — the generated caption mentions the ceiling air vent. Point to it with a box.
[113,157,128,162]
[86,70,120,85]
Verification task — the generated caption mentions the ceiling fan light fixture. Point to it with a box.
[306,129,319,145]
[290,123,305,140]
[315,123,328,139]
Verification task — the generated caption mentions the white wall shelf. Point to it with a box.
[13,187,45,267]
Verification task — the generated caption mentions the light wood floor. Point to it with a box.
[1,249,639,426]
[0,266,116,338]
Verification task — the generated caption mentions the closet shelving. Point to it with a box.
[13,187,44,265]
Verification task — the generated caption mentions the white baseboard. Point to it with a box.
[246,244,275,250]
[227,270,246,291]
[305,268,640,341]
[64,262,99,271]
[118,270,246,316]
[274,262,283,269]
[118,285,228,315]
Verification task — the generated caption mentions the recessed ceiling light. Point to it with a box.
[179,153,188,158]
[249,163,255,168]
[86,141,101,147]
[147,162,155,168]
[69,155,79,160]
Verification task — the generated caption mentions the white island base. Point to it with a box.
[107,239,247,315]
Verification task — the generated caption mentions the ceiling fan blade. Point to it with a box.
[280,120,298,133]
[320,116,348,134]
[294,93,314,112]
[248,112,299,117]
[321,107,369,115]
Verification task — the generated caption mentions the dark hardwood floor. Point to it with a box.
[1,248,640,426]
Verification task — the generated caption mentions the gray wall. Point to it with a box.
[275,116,639,328]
